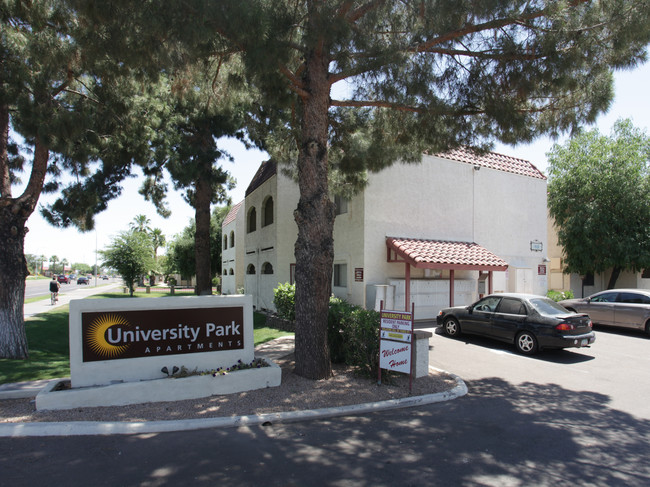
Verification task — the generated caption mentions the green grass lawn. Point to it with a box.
[0,294,292,384]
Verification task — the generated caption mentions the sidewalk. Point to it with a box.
[24,281,123,318]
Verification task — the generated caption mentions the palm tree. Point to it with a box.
[38,254,46,275]
[130,214,152,234]
[60,258,69,275]
[49,255,59,275]
[151,228,166,261]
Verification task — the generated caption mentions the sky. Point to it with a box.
[22,62,650,268]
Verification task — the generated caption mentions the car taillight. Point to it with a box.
[588,320,593,328]
[555,323,575,331]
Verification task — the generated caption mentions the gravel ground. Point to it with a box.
[0,355,458,424]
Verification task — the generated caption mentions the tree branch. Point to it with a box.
[410,0,590,53]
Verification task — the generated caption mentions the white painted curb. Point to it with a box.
[0,368,467,438]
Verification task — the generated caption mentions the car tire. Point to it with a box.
[515,331,538,355]
[645,320,650,337]
[443,317,461,337]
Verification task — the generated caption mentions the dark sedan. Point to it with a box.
[437,293,595,355]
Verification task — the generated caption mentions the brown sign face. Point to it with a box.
[81,307,244,362]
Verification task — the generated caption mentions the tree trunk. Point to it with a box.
[293,45,334,380]
[0,105,49,357]
[607,266,621,290]
[0,207,29,358]
[194,173,213,296]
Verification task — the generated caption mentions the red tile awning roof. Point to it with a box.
[386,237,509,271]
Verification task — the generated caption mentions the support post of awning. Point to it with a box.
[450,269,455,307]
[405,262,411,311]
[488,271,493,294]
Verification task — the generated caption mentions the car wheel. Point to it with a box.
[443,317,461,337]
[645,320,650,337]
[515,331,538,355]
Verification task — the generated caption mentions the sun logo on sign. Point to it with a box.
[86,313,131,359]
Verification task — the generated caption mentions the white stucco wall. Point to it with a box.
[243,175,277,310]
[244,170,300,311]
[221,203,245,295]
[351,153,547,317]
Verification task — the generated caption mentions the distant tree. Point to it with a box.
[49,256,59,276]
[100,231,155,296]
[548,119,650,289]
[72,263,93,275]
[165,205,230,287]
[24,254,39,275]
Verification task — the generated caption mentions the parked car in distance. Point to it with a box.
[77,276,89,285]
[101,275,109,280]
[57,275,69,284]
[437,293,595,355]
[560,289,650,335]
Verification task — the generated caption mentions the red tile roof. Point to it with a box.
[386,237,509,270]
[223,200,243,226]
[435,147,546,180]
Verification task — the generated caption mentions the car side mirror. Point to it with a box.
[467,306,473,314]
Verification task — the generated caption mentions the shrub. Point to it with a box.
[547,289,575,302]
[273,282,296,322]
[273,283,382,375]
[339,307,381,377]
[328,297,356,363]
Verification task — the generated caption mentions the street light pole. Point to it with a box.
[94,230,98,287]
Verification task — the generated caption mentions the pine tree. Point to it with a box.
[0,2,172,357]
[192,0,650,379]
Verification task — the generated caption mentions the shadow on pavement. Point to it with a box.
[2,378,649,486]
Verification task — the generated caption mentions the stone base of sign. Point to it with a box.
[35,357,281,411]
[414,330,433,378]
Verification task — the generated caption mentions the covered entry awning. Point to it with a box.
[386,237,509,310]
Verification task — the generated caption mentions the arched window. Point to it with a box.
[247,207,257,233]
[229,268,234,275]
[230,230,235,247]
[262,196,274,227]
[223,235,228,250]
[246,264,256,274]
[261,262,274,274]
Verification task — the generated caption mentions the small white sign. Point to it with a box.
[380,340,411,374]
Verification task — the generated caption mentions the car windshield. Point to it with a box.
[529,297,571,316]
